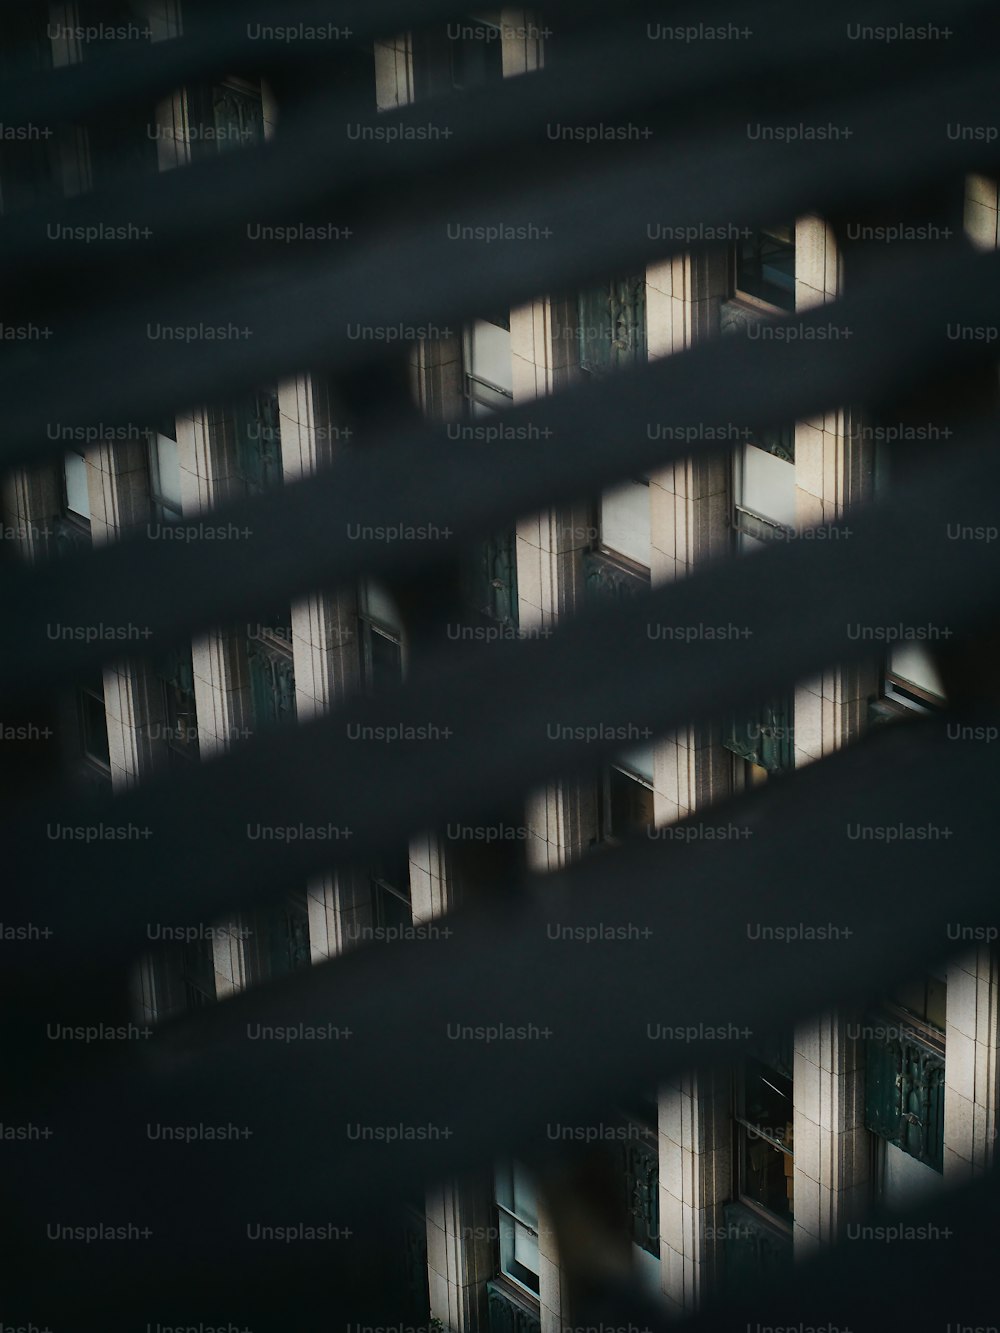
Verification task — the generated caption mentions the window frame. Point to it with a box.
[731,429,797,552]
[148,428,183,523]
[600,760,655,844]
[78,678,111,775]
[61,448,92,528]
[732,1045,795,1234]
[494,1160,541,1297]
[463,318,514,417]
[732,224,796,313]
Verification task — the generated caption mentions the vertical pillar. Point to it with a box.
[944,948,1000,1180]
[792,217,874,768]
[791,1016,868,1257]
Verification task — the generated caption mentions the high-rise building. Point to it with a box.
[2,6,997,1330]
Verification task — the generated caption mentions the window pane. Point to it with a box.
[80,686,110,767]
[495,1159,539,1292]
[470,320,513,395]
[369,627,403,693]
[741,444,797,528]
[151,434,183,514]
[616,743,655,784]
[736,227,796,310]
[360,576,403,636]
[470,381,512,416]
[889,644,946,700]
[742,1055,793,1140]
[740,1126,793,1221]
[64,451,90,520]
[609,767,655,838]
[601,479,650,567]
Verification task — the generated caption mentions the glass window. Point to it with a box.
[604,761,655,841]
[495,1160,540,1295]
[466,319,513,415]
[247,891,311,982]
[233,388,282,496]
[359,577,403,695]
[736,443,797,544]
[156,646,199,764]
[735,225,796,310]
[734,1039,794,1225]
[370,845,412,935]
[149,432,183,521]
[79,678,110,769]
[884,644,947,712]
[63,450,91,521]
[600,479,650,568]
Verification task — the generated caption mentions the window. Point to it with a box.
[156,646,199,765]
[450,16,504,89]
[883,644,947,713]
[180,937,216,1009]
[578,275,651,573]
[734,225,796,311]
[63,450,91,523]
[600,744,655,841]
[247,610,295,729]
[464,318,513,416]
[79,676,110,771]
[148,424,182,522]
[734,1036,794,1227]
[494,1160,540,1295]
[726,427,796,778]
[732,427,796,552]
[599,477,651,569]
[461,316,519,625]
[359,577,403,695]
[871,443,948,715]
[246,890,311,982]
[369,845,412,935]
[233,387,282,496]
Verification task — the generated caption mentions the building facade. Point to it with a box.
[2,4,998,1329]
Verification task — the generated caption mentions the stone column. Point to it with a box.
[792,216,874,768]
[944,948,1000,1180]
[646,251,731,831]
[791,1016,868,1257]
[658,1070,731,1317]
